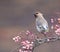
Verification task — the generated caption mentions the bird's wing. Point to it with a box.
[42,24,49,32]
[36,21,45,32]
[36,20,49,32]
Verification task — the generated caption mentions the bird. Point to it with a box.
[34,12,49,38]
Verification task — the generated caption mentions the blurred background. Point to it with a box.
[0,0,60,52]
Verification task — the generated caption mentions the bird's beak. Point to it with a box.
[33,14,37,18]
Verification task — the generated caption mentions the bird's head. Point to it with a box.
[33,12,43,18]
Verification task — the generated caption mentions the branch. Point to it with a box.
[33,36,60,48]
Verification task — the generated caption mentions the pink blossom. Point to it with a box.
[57,18,60,23]
[13,30,34,52]
[54,24,60,30]
[19,49,23,52]
[51,18,54,23]
[21,41,27,45]
[21,40,33,50]
[31,42,34,44]
[26,44,30,49]
[26,30,30,35]
[23,51,28,52]
[22,46,26,49]
[55,28,60,35]
[13,36,21,42]
[25,40,30,44]
[55,25,59,28]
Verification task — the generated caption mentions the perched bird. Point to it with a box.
[34,12,49,38]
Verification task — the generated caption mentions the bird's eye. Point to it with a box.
[36,13,38,14]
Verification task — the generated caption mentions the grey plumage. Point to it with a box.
[34,12,49,37]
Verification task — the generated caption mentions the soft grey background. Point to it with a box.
[0,0,60,52]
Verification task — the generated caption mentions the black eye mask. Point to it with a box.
[34,14,37,18]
